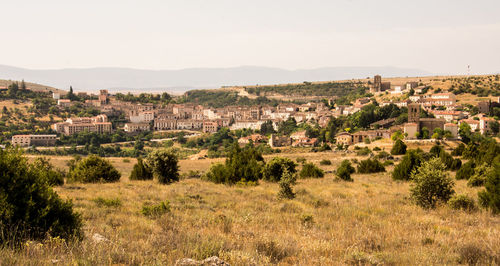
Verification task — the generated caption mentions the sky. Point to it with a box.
[1,0,500,74]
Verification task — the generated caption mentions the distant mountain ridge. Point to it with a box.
[0,65,433,93]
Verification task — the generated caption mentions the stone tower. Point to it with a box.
[372,75,382,92]
[408,103,421,123]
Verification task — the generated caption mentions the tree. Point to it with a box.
[262,157,297,182]
[391,139,407,155]
[68,155,121,183]
[0,148,82,245]
[410,158,455,209]
[203,143,264,184]
[260,120,275,135]
[336,159,355,181]
[67,86,75,101]
[277,168,296,199]
[392,149,423,181]
[467,163,493,187]
[478,159,500,213]
[130,157,153,180]
[20,79,27,91]
[146,149,180,184]
[459,123,472,143]
[456,161,475,180]
[7,82,19,98]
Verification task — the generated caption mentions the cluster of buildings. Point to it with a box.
[9,75,499,148]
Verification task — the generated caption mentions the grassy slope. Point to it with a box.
[0,79,65,94]
[2,148,498,265]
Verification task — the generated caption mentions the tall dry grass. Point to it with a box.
[1,152,499,265]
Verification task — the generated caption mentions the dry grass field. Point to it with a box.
[2,150,499,265]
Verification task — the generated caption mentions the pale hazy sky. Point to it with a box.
[1,0,500,74]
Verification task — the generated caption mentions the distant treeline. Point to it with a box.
[245,81,369,97]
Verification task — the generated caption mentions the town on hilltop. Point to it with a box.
[3,75,499,152]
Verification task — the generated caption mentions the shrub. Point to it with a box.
[457,244,488,265]
[450,158,462,171]
[299,162,324,178]
[142,201,170,218]
[277,169,296,199]
[262,157,297,182]
[439,150,454,170]
[204,143,264,184]
[448,194,477,212]
[336,159,355,181]
[392,150,423,181]
[456,161,475,180]
[429,145,444,157]
[391,139,407,155]
[319,159,332,165]
[255,240,294,263]
[356,147,371,156]
[410,158,455,209]
[478,159,500,213]
[93,197,122,208]
[375,151,391,161]
[296,157,306,164]
[467,163,493,187]
[31,157,64,186]
[203,163,230,184]
[373,146,381,151]
[130,157,153,180]
[146,149,180,184]
[357,159,385,174]
[68,155,121,183]
[0,148,82,245]
[451,143,465,156]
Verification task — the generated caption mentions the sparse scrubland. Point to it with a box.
[1,140,499,265]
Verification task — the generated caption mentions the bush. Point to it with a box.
[31,157,64,186]
[456,161,475,180]
[392,150,423,181]
[336,159,355,181]
[319,159,332,165]
[429,145,444,157]
[262,157,297,182]
[478,159,500,213]
[356,147,371,156]
[299,162,324,178]
[68,155,121,183]
[450,158,462,171]
[357,159,385,174]
[129,157,153,180]
[0,148,82,245]
[296,157,306,164]
[410,158,455,209]
[467,163,493,187]
[146,149,180,184]
[439,150,454,170]
[142,201,170,218]
[451,143,465,156]
[277,168,296,199]
[204,143,264,184]
[391,139,407,155]
[448,194,477,212]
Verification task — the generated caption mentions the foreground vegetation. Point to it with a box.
[0,144,498,264]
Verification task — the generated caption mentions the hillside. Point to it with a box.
[0,79,65,95]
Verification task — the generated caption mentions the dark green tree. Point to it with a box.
[410,158,455,209]
[130,157,153,180]
[146,149,180,184]
[390,139,407,155]
[0,148,82,245]
[336,159,355,181]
